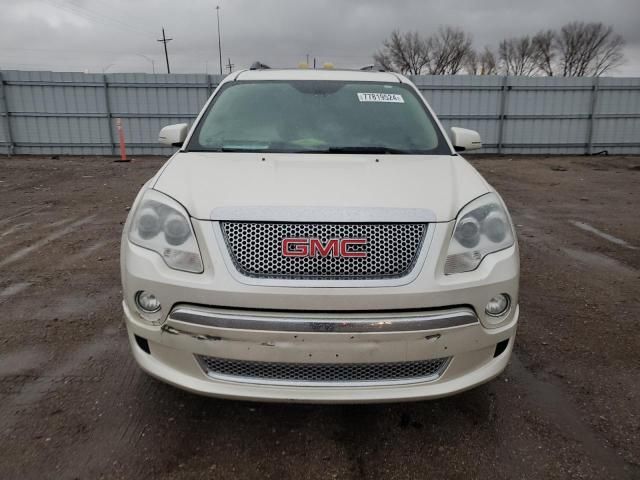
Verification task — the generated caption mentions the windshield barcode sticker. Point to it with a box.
[357,93,404,103]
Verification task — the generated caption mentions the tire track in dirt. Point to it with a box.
[0,207,37,227]
[508,355,633,479]
[0,327,118,431]
[0,215,96,268]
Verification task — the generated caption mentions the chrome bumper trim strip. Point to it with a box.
[167,306,478,333]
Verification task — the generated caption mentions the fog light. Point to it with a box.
[485,294,510,317]
[135,291,161,313]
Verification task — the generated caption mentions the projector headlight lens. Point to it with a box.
[445,193,515,274]
[128,189,203,273]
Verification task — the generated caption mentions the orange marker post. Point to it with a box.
[114,117,131,162]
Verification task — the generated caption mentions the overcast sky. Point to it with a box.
[1,0,639,76]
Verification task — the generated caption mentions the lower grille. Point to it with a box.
[196,355,450,385]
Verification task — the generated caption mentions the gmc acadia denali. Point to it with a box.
[120,67,520,403]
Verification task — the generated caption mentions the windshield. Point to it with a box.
[187,80,450,154]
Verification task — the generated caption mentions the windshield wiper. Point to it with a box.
[326,146,414,154]
[209,146,269,152]
[198,145,420,154]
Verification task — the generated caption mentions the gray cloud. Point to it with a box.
[0,0,639,75]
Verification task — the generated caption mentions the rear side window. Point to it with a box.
[188,80,450,155]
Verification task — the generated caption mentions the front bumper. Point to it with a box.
[121,215,519,403]
[124,301,518,403]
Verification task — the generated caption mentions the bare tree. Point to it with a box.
[427,26,473,74]
[498,36,540,75]
[479,47,498,75]
[465,47,498,75]
[373,30,429,75]
[464,49,479,74]
[373,27,473,75]
[532,30,555,76]
[556,22,625,76]
[465,47,497,75]
[373,22,625,77]
[372,50,394,72]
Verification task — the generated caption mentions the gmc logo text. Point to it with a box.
[282,238,368,258]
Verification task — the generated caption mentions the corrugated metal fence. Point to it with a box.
[0,70,639,156]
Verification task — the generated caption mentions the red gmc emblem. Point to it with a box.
[282,238,368,258]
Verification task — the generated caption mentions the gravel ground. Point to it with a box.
[0,154,638,479]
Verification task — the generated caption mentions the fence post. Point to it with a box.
[586,76,599,155]
[0,71,14,156]
[102,74,116,156]
[496,76,510,155]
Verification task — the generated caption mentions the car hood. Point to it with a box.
[153,152,490,222]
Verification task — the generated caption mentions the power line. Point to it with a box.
[44,0,156,36]
[43,0,156,39]
[157,27,173,74]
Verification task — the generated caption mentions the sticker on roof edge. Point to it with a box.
[357,93,404,103]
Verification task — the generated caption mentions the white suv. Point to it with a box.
[120,67,519,403]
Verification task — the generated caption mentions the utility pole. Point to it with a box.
[216,6,223,75]
[306,53,310,66]
[157,27,173,74]
[226,58,234,74]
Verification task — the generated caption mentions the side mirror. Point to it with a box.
[159,123,189,147]
[449,127,482,152]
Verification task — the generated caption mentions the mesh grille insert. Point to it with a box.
[196,355,449,384]
[220,222,428,279]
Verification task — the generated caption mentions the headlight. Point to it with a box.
[444,193,514,274]
[128,189,204,273]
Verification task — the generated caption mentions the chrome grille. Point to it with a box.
[196,355,449,385]
[220,222,428,279]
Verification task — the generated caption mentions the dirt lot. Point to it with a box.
[0,154,638,479]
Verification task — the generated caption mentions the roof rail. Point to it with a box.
[250,61,271,70]
[360,64,387,72]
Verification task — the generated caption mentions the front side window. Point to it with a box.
[188,80,450,155]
